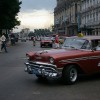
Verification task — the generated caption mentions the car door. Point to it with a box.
[86,39,100,74]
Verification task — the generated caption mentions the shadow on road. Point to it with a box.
[28,73,100,86]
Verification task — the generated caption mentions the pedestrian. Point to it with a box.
[10,33,15,45]
[32,36,36,46]
[55,34,59,48]
[1,33,8,53]
[78,32,84,37]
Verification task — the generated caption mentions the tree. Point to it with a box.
[0,0,22,35]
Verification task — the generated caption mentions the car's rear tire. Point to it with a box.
[62,65,78,85]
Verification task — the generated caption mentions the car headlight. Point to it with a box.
[49,57,54,64]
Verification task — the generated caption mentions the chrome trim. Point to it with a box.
[29,61,57,68]
[60,55,100,63]
[24,61,61,78]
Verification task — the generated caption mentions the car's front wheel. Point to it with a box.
[62,65,78,85]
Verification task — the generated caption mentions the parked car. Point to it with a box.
[40,37,53,47]
[21,37,27,42]
[24,36,100,84]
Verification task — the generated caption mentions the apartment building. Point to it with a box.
[54,0,100,36]
[54,0,81,36]
[81,0,100,35]
[20,28,30,38]
[54,0,66,35]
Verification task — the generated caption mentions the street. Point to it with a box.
[0,40,100,100]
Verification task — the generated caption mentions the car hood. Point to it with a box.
[33,48,89,59]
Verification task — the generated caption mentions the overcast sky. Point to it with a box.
[21,0,56,12]
[13,0,56,32]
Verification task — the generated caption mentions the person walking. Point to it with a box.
[78,32,84,37]
[10,33,15,45]
[33,36,36,46]
[31,36,36,46]
[1,33,8,53]
[55,34,59,48]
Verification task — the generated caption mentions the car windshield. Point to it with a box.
[62,37,89,49]
[41,37,51,41]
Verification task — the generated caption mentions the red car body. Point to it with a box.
[40,37,53,47]
[25,36,100,84]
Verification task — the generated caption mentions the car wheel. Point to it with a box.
[62,65,78,85]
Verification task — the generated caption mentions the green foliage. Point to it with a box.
[0,0,22,30]
[28,32,35,37]
[33,29,52,36]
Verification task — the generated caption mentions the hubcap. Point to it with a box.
[70,68,77,82]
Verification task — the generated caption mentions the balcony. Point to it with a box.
[67,22,78,28]
[81,2,100,14]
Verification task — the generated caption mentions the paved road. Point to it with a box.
[0,40,100,100]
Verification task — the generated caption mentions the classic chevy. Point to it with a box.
[24,36,100,84]
[40,37,53,47]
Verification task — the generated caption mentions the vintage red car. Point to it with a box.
[40,37,53,47]
[24,36,100,84]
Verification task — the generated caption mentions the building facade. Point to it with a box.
[54,0,100,36]
[20,28,30,38]
[80,0,100,35]
[54,0,80,36]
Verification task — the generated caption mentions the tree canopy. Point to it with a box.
[28,29,53,37]
[0,0,22,30]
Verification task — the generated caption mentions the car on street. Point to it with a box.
[24,36,100,84]
[21,37,27,42]
[40,37,53,47]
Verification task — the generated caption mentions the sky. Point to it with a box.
[13,0,56,32]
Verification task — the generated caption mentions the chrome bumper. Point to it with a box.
[24,61,61,78]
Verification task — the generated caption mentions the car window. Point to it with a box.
[63,38,88,49]
[81,40,90,49]
[92,40,100,50]
[41,37,51,40]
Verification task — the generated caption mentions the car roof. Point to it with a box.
[65,36,100,41]
[83,36,100,40]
